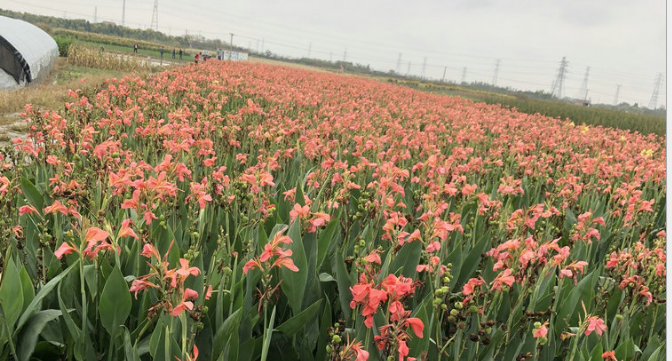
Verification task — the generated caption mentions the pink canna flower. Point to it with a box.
[118,219,139,239]
[584,316,607,336]
[54,242,78,259]
[19,205,38,216]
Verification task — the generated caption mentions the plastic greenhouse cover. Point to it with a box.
[0,15,58,88]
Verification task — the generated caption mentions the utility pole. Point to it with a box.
[396,53,402,74]
[576,66,590,100]
[307,43,311,58]
[613,84,621,105]
[150,0,159,31]
[229,33,234,60]
[261,39,265,53]
[492,59,500,86]
[550,57,568,99]
[406,62,411,77]
[441,66,447,83]
[122,0,125,26]
[421,57,427,79]
[648,72,662,109]
[461,67,467,84]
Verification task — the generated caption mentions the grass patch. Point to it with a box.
[0,57,140,126]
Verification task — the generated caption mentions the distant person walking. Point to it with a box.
[179,49,183,60]
[195,52,200,64]
[172,48,176,59]
[133,43,138,53]
[160,47,164,58]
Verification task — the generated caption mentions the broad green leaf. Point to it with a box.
[99,266,132,339]
[275,299,323,337]
[16,261,77,331]
[0,259,23,332]
[388,240,422,278]
[455,230,491,287]
[554,271,598,334]
[20,178,44,211]
[589,341,603,361]
[316,215,339,271]
[16,310,61,361]
[614,337,635,361]
[279,221,308,315]
[212,308,242,360]
[332,253,352,321]
[260,306,276,361]
[646,345,663,361]
[18,265,34,314]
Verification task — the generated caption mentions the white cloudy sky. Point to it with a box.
[5,0,667,107]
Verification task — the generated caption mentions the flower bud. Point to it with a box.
[534,322,541,328]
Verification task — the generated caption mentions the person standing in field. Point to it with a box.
[179,49,183,60]
[133,43,138,53]
[195,52,200,64]
[172,48,176,59]
[160,47,164,58]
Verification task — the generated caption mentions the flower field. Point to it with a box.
[0,61,666,361]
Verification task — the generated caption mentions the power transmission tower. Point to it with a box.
[396,53,402,74]
[441,66,447,83]
[550,57,568,99]
[150,0,159,31]
[307,43,311,58]
[329,52,333,62]
[576,66,590,100]
[492,59,500,86]
[648,72,662,109]
[406,62,411,77]
[613,84,621,105]
[229,33,234,60]
[461,67,466,84]
[421,57,427,79]
[122,0,126,26]
[94,7,97,23]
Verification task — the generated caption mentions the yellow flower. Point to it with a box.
[640,149,654,158]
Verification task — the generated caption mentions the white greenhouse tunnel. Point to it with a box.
[0,15,59,90]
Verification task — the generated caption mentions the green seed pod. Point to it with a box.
[454,302,463,310]
[534,322,541,328]
[469,305,479,313]
[332,335,341,344]
[450,309,459,316]
[359,240,366,247]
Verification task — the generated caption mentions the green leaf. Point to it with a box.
[16,310,62,361]
[614,337,635,361]
[20,178,44,211]
[554,271,598,334]
[18,265,35,314]
[279,221,308,315]
[0,259,23,332]
[646,345,663,361]
[332,253,352,321]
[16,261,77,331]
[275,299,323,337]
[99,266,132,339]
[212,308,242,360]
[589,341,603,361]
[316,215,339,271]
[455,230,491,287]
[57,282,81,341]
[260,306,276,361]
[388,240,422,278]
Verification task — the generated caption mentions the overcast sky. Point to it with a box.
[5,0,667,107]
